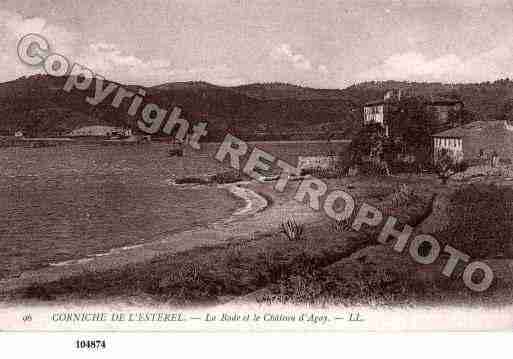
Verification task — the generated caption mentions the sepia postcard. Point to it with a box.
[1,0,513,339]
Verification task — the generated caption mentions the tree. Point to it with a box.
[348,124,392,176]
[497,98,513,122]
[348,123,386,164]
[388,97,435,167]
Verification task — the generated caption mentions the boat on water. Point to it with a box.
[169,139,184,156]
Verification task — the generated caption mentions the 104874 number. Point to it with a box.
[75,339,106,350]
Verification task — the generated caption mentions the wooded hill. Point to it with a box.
[1,75,513,141]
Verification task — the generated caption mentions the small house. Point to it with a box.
[425,97,464,126]
[433,120,513,164]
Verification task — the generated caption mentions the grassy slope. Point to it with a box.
[264,182,513,307]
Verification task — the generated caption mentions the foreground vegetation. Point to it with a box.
[6,176,513,307]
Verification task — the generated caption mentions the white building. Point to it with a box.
[433,136,463,163]
[363,90,403,137]
[363,101,386,126]
[433,120,513,164]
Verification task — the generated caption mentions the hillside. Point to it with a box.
[1,75,513,141]
[231,82,346,100]
[0,75,136,137]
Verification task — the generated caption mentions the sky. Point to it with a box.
[1,0,513,88]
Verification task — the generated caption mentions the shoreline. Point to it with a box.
[0,138,352,149]
[0,181,306,296]
[45,182,268,268]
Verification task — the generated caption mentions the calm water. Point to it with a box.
[0,140,349,279]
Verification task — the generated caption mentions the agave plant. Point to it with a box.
[281,218,305,241]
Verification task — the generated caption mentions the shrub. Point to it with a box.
[359,160,390,176]
[299,166,347,178]
[299,166,321,176]
[390,160,419,174]
[175,170,245,185]
[335,151,353,176]
[453,160,470,173]
[389,183,416,207]
[330,218,353,233]
[434,149,467,184]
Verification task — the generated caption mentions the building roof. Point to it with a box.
[363,99,397,107]
[364,99,386,106]
[432,127,466,138]
[432,120,513,138]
